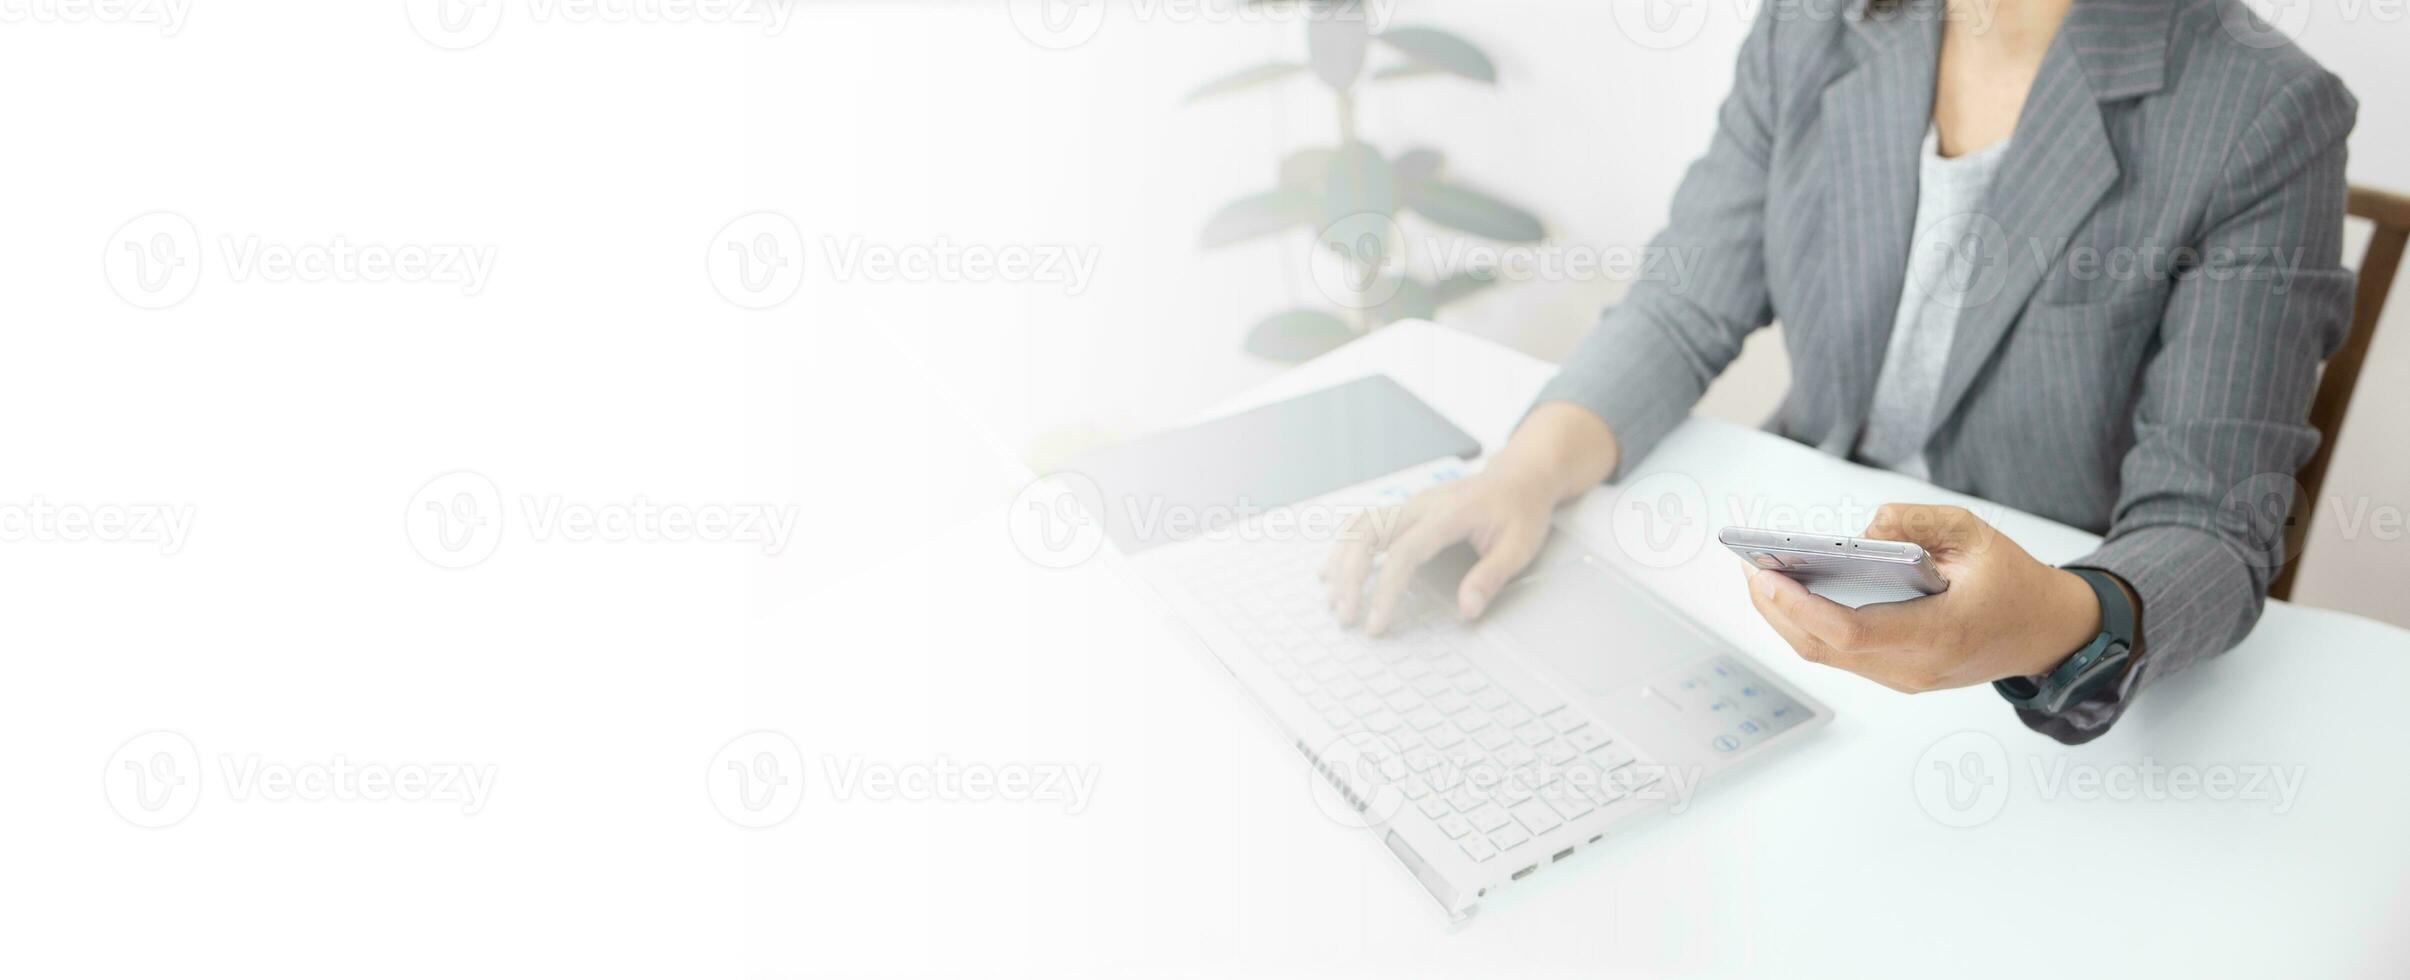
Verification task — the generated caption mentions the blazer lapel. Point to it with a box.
[1923,0,2170,440]
[1812,2,1940,456]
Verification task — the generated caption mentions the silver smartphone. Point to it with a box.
[1718,527,1949,608]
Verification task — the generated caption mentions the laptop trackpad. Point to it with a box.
[1479,549,1730,694]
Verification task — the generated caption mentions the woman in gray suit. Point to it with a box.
[1323,0,2357,743]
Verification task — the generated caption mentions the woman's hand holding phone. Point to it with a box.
[1744,504,2107,693]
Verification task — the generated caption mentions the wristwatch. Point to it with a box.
[1994,567,2140,716]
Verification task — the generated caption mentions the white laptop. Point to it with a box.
[1056,376,1830,922]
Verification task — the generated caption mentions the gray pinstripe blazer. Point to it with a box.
[1537,0,2358,739]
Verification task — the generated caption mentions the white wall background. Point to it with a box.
[832,0,2409,625]
[0,4,2398,975]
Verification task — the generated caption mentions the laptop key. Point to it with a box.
[1542,789,1594,822]
[1508,799,1563,835]
[1448,787,1484,814]
[1487,824,1531,852]
[1459,837,1497,863]
[1468,804,1513,834]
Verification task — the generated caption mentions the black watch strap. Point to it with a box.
[1994,567,2138,716]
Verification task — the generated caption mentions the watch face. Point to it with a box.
[2065,642,2132,701]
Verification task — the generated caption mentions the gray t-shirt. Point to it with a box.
[1857,127,2012,479]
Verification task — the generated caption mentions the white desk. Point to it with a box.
[753,320,2410,977]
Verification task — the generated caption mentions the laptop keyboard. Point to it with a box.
[1176,539,1664,867]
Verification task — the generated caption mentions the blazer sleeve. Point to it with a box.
[2024,68,2359,744]
[1528,8,1780,476]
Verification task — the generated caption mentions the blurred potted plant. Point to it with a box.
[1190,0,1547,361]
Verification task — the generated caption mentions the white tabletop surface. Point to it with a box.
[746,320,2410,978]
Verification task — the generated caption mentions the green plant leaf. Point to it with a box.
[1244,308,1356,361]
[1392,147,1444,193]
[1374,26,1497,84]
[1317,144,1398,262]
[1183,62,1306,103]
[1432,267,1500,307]
[1306,3,1371,89]
[1200,188,1316,247]
[1279,147,1334,190]
[1403,178,1544,242]
[1372,62,1450,82]
[1319,144,1396,223]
